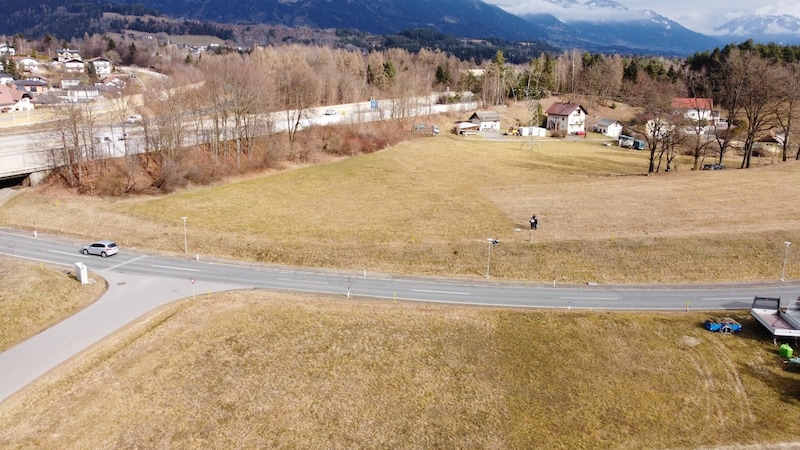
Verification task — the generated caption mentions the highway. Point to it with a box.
[1,228,799,402]
[0,96,478,179]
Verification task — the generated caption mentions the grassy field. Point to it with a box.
[1,122,799,448]
[0,291,797,449]
[2,131,798,283]
[0,256,105,352]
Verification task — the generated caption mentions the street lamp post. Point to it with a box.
[181,217,188,255]
[781,241,791,281]
[486,238,499,279]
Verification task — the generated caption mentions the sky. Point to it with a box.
[483,0,800,35]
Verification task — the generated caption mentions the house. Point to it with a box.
[545,102,587,134]
[0,72,13,84]
[12,56,40,73]
[61,79,81,89]
[672,97,714,122]
[88,57,113,76]
[753,134,782,155]
[62,58,85,73]
[60,86,101,102]
[25,75,48,83]
[592,118,623,138]
[14,79,48,94]
[99,74,126,88]
[0,44,15,56]
[468,111,502,131]
[645,117,675,139]
[56,48,82,63]
[460,68,486,78]
[0,83,34,112]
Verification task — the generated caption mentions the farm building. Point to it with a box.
[468,111,501,131]
[592,118,623,138]
[753,134,783,155]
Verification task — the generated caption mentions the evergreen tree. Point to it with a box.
[435,64,449,85]
[383,61,395,79]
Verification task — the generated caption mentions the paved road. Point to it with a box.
[1,228,798,403]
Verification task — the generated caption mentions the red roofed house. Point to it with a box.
[0,83,34,113]
[672,97,714,122]
[545,101,587,134]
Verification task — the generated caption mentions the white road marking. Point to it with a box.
[50,250,85,257]
[0,251,71,267]
[412,289,471,296]
[150,264,200,272]
[105,255,148,271]
[278,278,329,285]
[559,296,619,300]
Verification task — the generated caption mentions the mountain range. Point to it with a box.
[2,0,800,56]
[713,14,800,46]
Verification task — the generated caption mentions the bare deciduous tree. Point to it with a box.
[49,101,100,190]
[775,62,800,162]
[274,49,321,158]
[629,79,678,173]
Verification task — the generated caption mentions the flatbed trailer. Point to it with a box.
[750,296,800,344]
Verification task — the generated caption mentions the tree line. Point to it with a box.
[11,31,800,194]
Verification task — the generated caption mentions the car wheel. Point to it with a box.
[101,251,107,257]
[82,249,89,255]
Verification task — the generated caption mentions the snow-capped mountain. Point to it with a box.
[712,14,800,45]
[544,0,581,8]
[521,1,720,56]
[583,0,628,12]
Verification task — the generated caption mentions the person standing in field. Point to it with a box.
[530,214,538,230]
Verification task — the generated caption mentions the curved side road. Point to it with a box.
[1,229,798,403]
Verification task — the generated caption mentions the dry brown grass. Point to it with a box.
[0,256,105,351]
[1,110,799,283]
[0,291,797,449]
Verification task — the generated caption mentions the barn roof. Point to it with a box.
[469,111,502,122]
[596,118,621,127]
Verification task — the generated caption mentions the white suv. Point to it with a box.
[81,240,119,257]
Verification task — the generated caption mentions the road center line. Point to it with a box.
[412,289,471,296]
[278,278,329,285]
[150,264,201,272]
